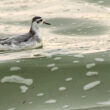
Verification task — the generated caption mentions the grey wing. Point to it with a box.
[12,33,31,42]
[0,33,31,45]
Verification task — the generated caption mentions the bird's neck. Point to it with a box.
[29,22,42,39]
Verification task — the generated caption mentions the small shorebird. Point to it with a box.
[0,16,51,50]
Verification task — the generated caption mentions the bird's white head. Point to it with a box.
[29,16,51,40]
[31,16,51,31]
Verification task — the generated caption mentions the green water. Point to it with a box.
[1,52,110,110]
[0,0,110,110]
[43,18,109,36]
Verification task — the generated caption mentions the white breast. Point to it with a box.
[36,30,42,39]
[32,22,42,39]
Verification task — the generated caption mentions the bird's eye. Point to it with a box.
[37,19,42,23]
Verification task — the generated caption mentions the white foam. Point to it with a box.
[95,58,104,62]
[106,8,110,12]
[86,71,99,76]
[37,93,44,97]
[65,77,72,81]
[86,63,96,69]
[107,90,110,93]
[51,67,58,71]
[81,96,86,98]
[54,57,62,60]
[16,60,20,63]
[20,85,28,93]
[1,75,33,86]
[83,81,101,91]
[45,99,56,104]
[74,54,84,58]
[98,1,104,3]
[28,102,33,104]
[47,63,55,68]
[84,3,89,6]
[10,66,21,71]
[98,100,110,105]
[73,60,79,63]
[58,87,67,91]
[62,105,69,109]
[8,107,16,110]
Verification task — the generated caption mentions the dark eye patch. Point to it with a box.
[32,16,42,22]
[37,19,42,23]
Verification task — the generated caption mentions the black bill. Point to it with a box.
[43,21,51,25]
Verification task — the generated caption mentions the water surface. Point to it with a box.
[0,0,110,110]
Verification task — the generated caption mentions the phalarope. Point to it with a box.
[0,16,51,50]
